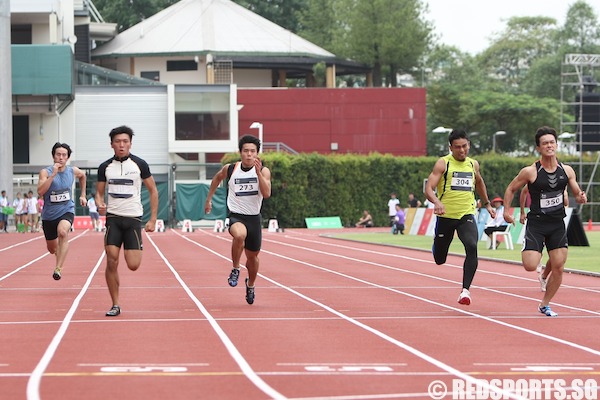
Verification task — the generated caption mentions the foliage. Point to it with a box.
[558,0,600,54]
[233,0,307,33]
[219,151,598,228]
[332,0,432,87]
[93,0,178,32]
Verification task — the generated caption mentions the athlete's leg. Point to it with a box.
[432,217,455,265]
[105,245,121,306]
[229,222,248,269]
[456,215,479,290]
[542,247,567,306]
[54,219,72,270]
[245,249,259,287]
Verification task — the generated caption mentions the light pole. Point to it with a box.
[559,132,576,155]
[432,127,452,155]
[492,130,506,153]
[249,122,263,153]
[432,126,452,134]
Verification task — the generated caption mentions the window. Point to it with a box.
[174,87,230,141]
[141,71,160,81]
[11,25,32,44]
[167,60,198,72]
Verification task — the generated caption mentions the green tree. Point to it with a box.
[94,0,178,32]
[558,0,600,54]
[478,16,559,88]
[333,0,432,87]
[233,0,308,33]
[297,0,337,52]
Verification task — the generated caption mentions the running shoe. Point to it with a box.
[228,268,240,287]
[106,305,121,317]
[52,267,62,280]
[457,288,471,305]
[245,278,255,305]
[538,305,557,317]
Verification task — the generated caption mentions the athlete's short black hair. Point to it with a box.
[448,129,468,145]
[51,142,72,158]
[109,125,135,142]
[239,134,261,152]
[535,126,557,146]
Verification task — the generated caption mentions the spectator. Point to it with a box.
[392,204,405,235]
[483,197,508,248]
[407,193,422,208]
[387,193,400,226]
[13,192,26,233]
[355,210,374,228]
[0,190,8,232]
[88,192,101,231]
[27,190,39,233]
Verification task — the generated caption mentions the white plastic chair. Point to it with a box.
[492,224,513,250]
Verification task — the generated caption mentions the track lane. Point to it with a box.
[0,228,598,399]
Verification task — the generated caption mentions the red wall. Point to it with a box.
[237,87,427,156]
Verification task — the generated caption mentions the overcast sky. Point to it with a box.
[424,0,600,54]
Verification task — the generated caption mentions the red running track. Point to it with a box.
[1,227,599,400]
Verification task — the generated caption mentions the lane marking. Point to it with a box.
[145,233,287,400]
[177,231,527,400]
[265,236,600,317]
[1,231,88,282]
[26,250,105,400]
[285,234,600,294]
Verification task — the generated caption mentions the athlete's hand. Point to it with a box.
[576,191,587,204]
[145,220,156,232]
[204,200,212,214]
[97,203,107,216]
[254,156,262,172]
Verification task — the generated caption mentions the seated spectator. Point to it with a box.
[392,204,405,235]
[407,193,422,208]
[484,197,508,248]
[355,210,374,228]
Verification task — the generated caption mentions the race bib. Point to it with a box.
[234,177,259,197]
[540,191,563,209]
[450,171,473,192]
[49,190,70,203]
[108,178,135,198]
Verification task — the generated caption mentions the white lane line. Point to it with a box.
[26,250,105,400]
[1,231,88,282]
[266,236,600,316]
[256,238,600,357]
[146,232,287,400]
[177,231,527,400]
[284,234,600,294]
[0,235,43,252]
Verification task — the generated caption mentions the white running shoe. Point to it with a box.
[457,288,471,305]
[536,264,547,292]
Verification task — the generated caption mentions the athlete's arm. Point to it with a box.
[73,166,87,207]
[473,160,494,219]
[504,165,534,224]
[565,164,587,204]
[143,175,158,232]
[424,158,446,215]
[204,164,229,214]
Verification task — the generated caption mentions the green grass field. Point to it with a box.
[328,230,600,275]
